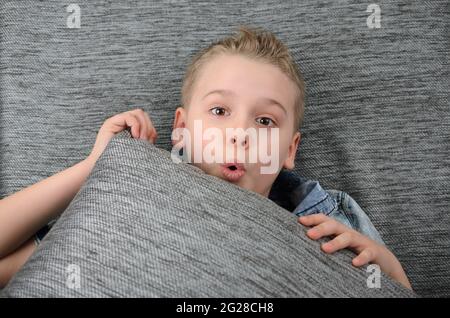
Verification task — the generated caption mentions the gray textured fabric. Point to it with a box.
[1,131,416,297]
[0,0,448,297]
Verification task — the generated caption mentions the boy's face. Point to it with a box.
[173,54,301,197]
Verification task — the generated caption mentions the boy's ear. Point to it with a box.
[172,106,186,146]
[282,131,301,170]
[173,106,186,129]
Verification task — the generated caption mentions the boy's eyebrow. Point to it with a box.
[202,89,287,115]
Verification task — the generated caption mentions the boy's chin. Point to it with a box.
[216,172,264,196]
[193,163,269,197]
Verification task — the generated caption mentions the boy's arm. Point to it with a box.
[299,213,412,290]
[0,238,37,288]
[0,157,96,258]
[0,108,157,260]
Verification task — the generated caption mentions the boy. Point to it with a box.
[0,26,411,290]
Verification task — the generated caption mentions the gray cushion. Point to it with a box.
[1,131,416,297]
[0,0,448,296]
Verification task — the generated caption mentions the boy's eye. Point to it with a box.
[256,117,276,127]
[210,106,229,116]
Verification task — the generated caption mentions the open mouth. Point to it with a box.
[220,163,246,182]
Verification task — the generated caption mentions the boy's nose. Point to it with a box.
[230,134,249,149]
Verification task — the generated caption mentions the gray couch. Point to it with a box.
[0,0,448,297]
[0,131,416,297]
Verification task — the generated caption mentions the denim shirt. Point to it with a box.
[269,170,385,245]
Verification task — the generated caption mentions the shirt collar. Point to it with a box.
[269,169,337,216]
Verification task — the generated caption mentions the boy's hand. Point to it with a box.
[298,213,412,290]
[88,108,158,163]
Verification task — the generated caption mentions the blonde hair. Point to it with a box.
[181,25,305,131]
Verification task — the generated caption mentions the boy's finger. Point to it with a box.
[321,231,353,253]
[124,114,141,139]
[306,221,341,240]
[142,110,158,141]
[132,109,148,140]
[298,213,328,226]
[352,248,374,267]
